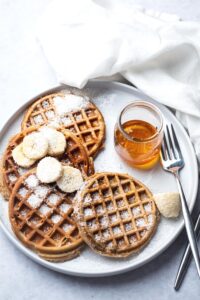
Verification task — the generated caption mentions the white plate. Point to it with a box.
[0,81,198,277]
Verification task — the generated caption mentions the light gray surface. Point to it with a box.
[0,0,200,299]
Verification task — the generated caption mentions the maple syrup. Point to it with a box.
[114,119,162,169]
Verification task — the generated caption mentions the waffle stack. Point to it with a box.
[0,88,159,263]
[21,92,105,157]
[9,169,83,261]
[1,127,94,199]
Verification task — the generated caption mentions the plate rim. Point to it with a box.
[0,80,198,277]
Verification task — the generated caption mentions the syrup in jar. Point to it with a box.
[114,102,163,169]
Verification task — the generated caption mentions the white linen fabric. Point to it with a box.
[37,0,200,162]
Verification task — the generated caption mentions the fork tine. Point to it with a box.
[162,132,170,160]
[166,125,176,159]
[171,124,183,160]
[161,144,166,161]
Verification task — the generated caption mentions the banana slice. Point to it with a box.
[154,192,181,218]
[23,132,48,160]
[36,157,62,183]
[12,143,36,168]
[56,166,83,193]
[40,127,67,156]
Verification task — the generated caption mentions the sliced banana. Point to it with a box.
[12,143,36,168]
[154,192,181,218]
[40,127,67,156]
[23,132,48,160]
[56,166,83,193]
[36,157,62,183]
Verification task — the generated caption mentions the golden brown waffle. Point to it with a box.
[21,92,105,157]
[1,126,94,199]
[9,169,83,262]
[74,172,159,257]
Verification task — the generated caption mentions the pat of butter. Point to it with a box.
[154,192,181,218]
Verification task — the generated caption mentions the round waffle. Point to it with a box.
[21,92,105,157]
[1,126,94,199]
[74,172,159,258]
[9,169,83,262]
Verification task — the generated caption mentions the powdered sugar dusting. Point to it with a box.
[18,167,27,175]
[45,110,55,119]
[59,203,71,213]
[39,204,51,215]
[60,116,72,126]
[27,193,43,208]
[51,214,62,224]
[120,210,129,219]
[136,218,146,228]
[48,193,60,205]
[33,115,43,124]
[62,223,73,232]
[18,187,28,197]
[113,226,122,235]
[53,95,89,116]
[25,175,39,189]
[8,174,17,182]
[132,206,141,217]
[84,208,93,216]
[35,185,49,198]
[144,203,152,213]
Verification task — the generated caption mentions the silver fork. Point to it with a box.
[160,124,200,277]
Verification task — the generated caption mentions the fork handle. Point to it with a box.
[174,214,200,290]
[175,172,200,277]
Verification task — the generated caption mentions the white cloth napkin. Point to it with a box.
[38,0,200,162]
